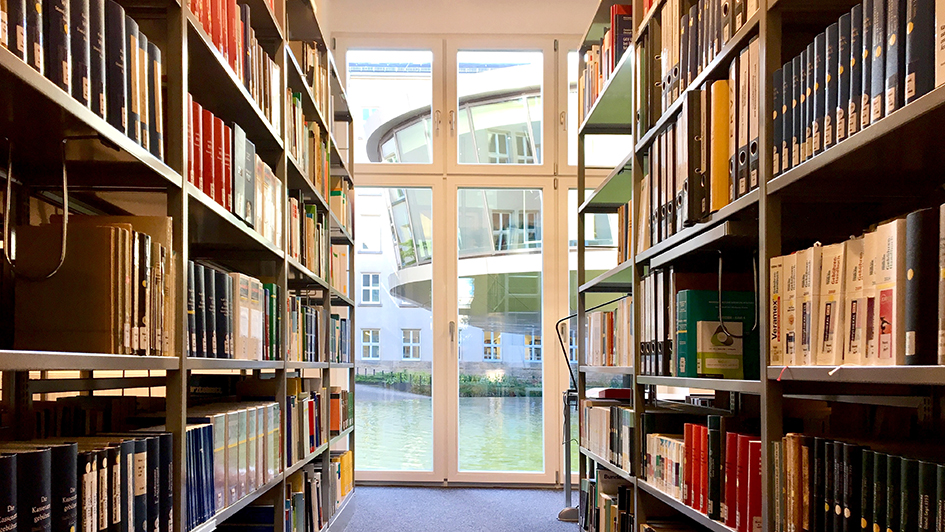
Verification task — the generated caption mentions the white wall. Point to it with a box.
[328,0,599,37]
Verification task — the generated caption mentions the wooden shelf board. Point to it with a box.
[636,375,762,394]
[0,350,180,371]
[579,260,633,293]
[186,182,286,261]
[579,446,636,482]
[287,360,330,370]
[329,426,354,445]
[579,365,635,375]
[768,365,945,385]
[185,357,284,370]
[189,474,284,532]
[637,479,737,532]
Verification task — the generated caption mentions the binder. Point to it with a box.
[137,33,149,152]
[905,0,934,102]
[721,0,731,44]
[680,91,707,227]
[680,13,690,90]
[650,142,660,244]
[885,0,906,113]
[737,46,749,197]
[813,32,826,155]
[837,13,850,142]
[871,0,886,123]
[689,5,699,82]
[728,60,738,203]
[849,4,863,138]
[748,36,759,190]
[824,23,838,149]
[710,79,730,212]
[773,67,783,176]
[733,0,744,35]
[863,0,874,128]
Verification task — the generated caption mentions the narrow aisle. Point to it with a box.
[341,487,579,532]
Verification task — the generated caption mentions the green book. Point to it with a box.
[675,290,758,379]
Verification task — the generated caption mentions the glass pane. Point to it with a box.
[456,51,543,165]
[346,50,434,164]
[566,51,633,168]
[355,187,434,472]
[457,188,543,472]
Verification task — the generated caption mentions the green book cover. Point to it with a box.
[675,290,758,379]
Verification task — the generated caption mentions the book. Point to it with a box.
[707,416,723,520]
[747,440,762,532]
[202,108,215,199]
[147,42,163,159]
[806,44,814,159]
[842,444,862,532]
[42,0,69,92]
[871,0,886,123]
[774,67,783,175]
[137,31,149,151]
[917,461,935,532]
[193,263,206,358]
[885,0,906,114]
[862,450,875,532]
[798,244,823,365]
[872,218,907,365]
[710,79,730,212]
[748,36,759,190]
[816,242,845,365]
[784,253,798,365]
[863,0,874,129]
[843,237,867,364]
[900,458,917,532]
[905,0,933,102]
[25,0,41,72]
[125,16,139,143]
[105,0,126,134]
[770,255,785,365]
[888,455,901,532]
[813,32,826,155]
[8,0,27,61]
[939,204,945,364]
[850,4,863,137]
[89,0,105,117]
[874,453,888,532]
[72,0,90,105]
[0,455,15,532]
[838,13,850,142]
[676,289,758,379]
[728,59,738,203]
[737,434,750,532]
[825,23,838,149]
[904,207,937,365]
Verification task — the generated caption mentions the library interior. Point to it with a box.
[1,0,945,530]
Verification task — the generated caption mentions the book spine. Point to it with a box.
[905,0,933,101]
[50,444,78,532]
[19,449,52,532]
[940,203,945,364]
[72,0,90,105]
[918,461,935,532]
[875,453,888,532]
[773,67,783,176]
[835,441,845,532]
[838,13,850,142]
[748,440,762,532]
[147,42,163,159]
[850,4,863,137]
[89,0,105,117]
[96,450,107,532]
[862,451,875,532]
[825,23,838,149]
[843,444,862,532]
[708,416,723,520]
[8,0,27,60]
[905,207,938,364]
[193,263,205,357]
[137,33,148,151]
[202,108,214,199]
[936,465,945,532]
[863,0,874,128]
[826,439,835,532]
[901,458,919,532]
[729,59,738,204]
[738,434,750,532]
[25,0,41,72]
[106,446,120,532]
[872,0,887,123]
[813,32,826,155]
[105,0,126,134]
[77,450,94,532]
[136,233,151,355]
[886,0,907,113]
[725,431,739,527]
[789,55,799,169]
[145,438,159,532]
[748,36,760,190]
[215,270,228,360]
[806,43,814,159]
[187,260,195,357]
[815,438,826,532]
[223,125,232,212]
[214,117,224,206]
[0,455,15,532]
[42,0,69,91]
[204,266,217,358]
[125,16,139,142]
[888,455,902,532]
[158,434,171,532]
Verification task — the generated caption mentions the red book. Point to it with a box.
[202,108,215,199]
[747,440,762,532]
[187,94,194,185]
[193,0,203,30]
[223,124,232,212]
[221,0,229,63]
[214,117,225,206]
[693,425,703,510]
[700,424,708,514]
[736,434,751,532]
[227,0,237,73]
[192,99,203,188]
[683,423,693,507]
[724,432,739,528]
[307,398,316,452]
[211,0,223,54]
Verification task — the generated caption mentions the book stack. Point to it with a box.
[646,418,761,529]
[637,38,761,254]
[579,471,634,532]
[188,96,285,250]
[580,400,635,471]
[772,0,938,176]
[187,261,282,360]
[189,0,281,130]
[578,4,633,123]
[287,296,324,362]
[15,216,175,356]
[586,298,633,367]
[286,377,326,465]
[329,450,353,508]
[768,206,942,366]
[287,465,326,532]
[773,436,945,532]
[288,40,330,116]
[0,433,174,532]
[330,245,350,295]
[329,386,352,435]
[288,199,328,278]
[328,314,349,364]
[186,402,282,527]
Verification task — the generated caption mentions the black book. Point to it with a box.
[825,23,838,149]
[15,448,52,532]
[918,461,935,532]
[89,0,105,117]
[835,441,845,532]
[187,260,196,357]
[0,454,15,532]
[155,434,171,532]
[787,56,798,170]
[225,274,234,358]
[838,13,850,143]
[871,0,886,123]
[813,32,826,155]
[103,446,120,532]
[816,438,827,532]
[147,42,162,160]
[806,43,814,160]
[95,449,109,532]
[862,0,874,129]
[72,0,90,105]
[204,266,217,358]
[827,439,836,532]
[125,15,139,143]
[707,415,723,520]
[862,450,875,532]
[843,444,862,532]
[143,437,158,532]
[888,455,902,532]
[935,465,945,532]
[116,440,133,532]
[8,0,27,61]
[905,0,934,103]
[681,14,690,90]
[214,269,230,360]
[137,32,149,152]
[773,67,783,176]
[885,0,906,113]
[902,458,919,532]
[49,443,77,532]
[240,4,251,92]
[849,4,863,138]
[25,0,42,72]
[875,453,888,532]
[135,233,151,356]
[905,207,938,365]
[42,0,70,91]
[689,4,699,82]
[104,0,126,134]
[193,263,206,358]
[77,450,95,532]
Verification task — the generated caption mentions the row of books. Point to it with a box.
[772,0,939,175]
[287,296,325,363]
[586,298,633,368]
[615,201,632,265]
[773,435,945,532]
[187,261,282,360]
[329,387,352,434]
[288,198,329,278]
[329,450,353,509]
[287,464,326,532]
[645,420,761,532]
[33,395,144,439]
[3,0,164,158]
[286,377,326,466]
[288,40,330,118]
[330,244,350,296]
[768,207,941,367]
[637,41,760,253]
[186,402,282,529]
[15,216,175,356]
[581,401,634,472]
[328,314,350,364]
[577,4,633,123]
[634,0,759,137]
[285,92,331,198]
[0,433,172,532]
[639,266,759,378]
[579,471,633,532]
[330,176,352,233]
[190,0,281,131]
[188,97,285,250]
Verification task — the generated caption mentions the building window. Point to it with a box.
[514,132,535,164]
[488,132,511,163]
[484,331,501,361]
[523,211,540,247]
[361,273,380,304]
[526,334,541,361]
[402,329,421,359]
[569,328,577,363]
[492,211,512,251]
[358,214,382,253]
[362,329,380,359]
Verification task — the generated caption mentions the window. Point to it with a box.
[362,329,380,359]
[569,327,577,363]
[361,273,380,304]
[488,132,511,163]
[483,331,501,361]
[358,214,382,253]
[402,329,421,359]
[492,211,512,251]
[525,334,541,361]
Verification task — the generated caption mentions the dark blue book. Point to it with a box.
[862,0,874,129]
[813,32,826,155]
[871,0,886,123]
[905,0,934,102]
[849,4,863,137]
[837,13,851,143]
[89,0,105,117]
[105,0,126,134]
[72,0,90,105]
[825,23,839,149]
[42,0,70,91]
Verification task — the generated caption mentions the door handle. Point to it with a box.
[435,110,441,135]
[449,110,456,136]
[449,321,456,342]
[560,111,566,131]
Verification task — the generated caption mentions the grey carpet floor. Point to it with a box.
[340,487,580,532]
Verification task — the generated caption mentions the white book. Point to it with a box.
[798,244,823,365]
[842,237,867,364]
[872,218,908,365]
[769,255,785,365]
[816,243,846,365]
[784,253,798,365]
[863,230,879,365]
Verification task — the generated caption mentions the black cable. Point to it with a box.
[557,292,632,391]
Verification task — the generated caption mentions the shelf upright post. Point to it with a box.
[576,109,588,509]
[345,114,355,486]
[631,110,647,532]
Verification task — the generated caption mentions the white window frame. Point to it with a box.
[526,334,541,362]
[362,329,380,359]
[361,273,381,305]
[483,331,501,361]
[402,329,421,359]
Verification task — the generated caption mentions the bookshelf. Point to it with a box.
[576,0,945,530]
[0,0,356,530]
